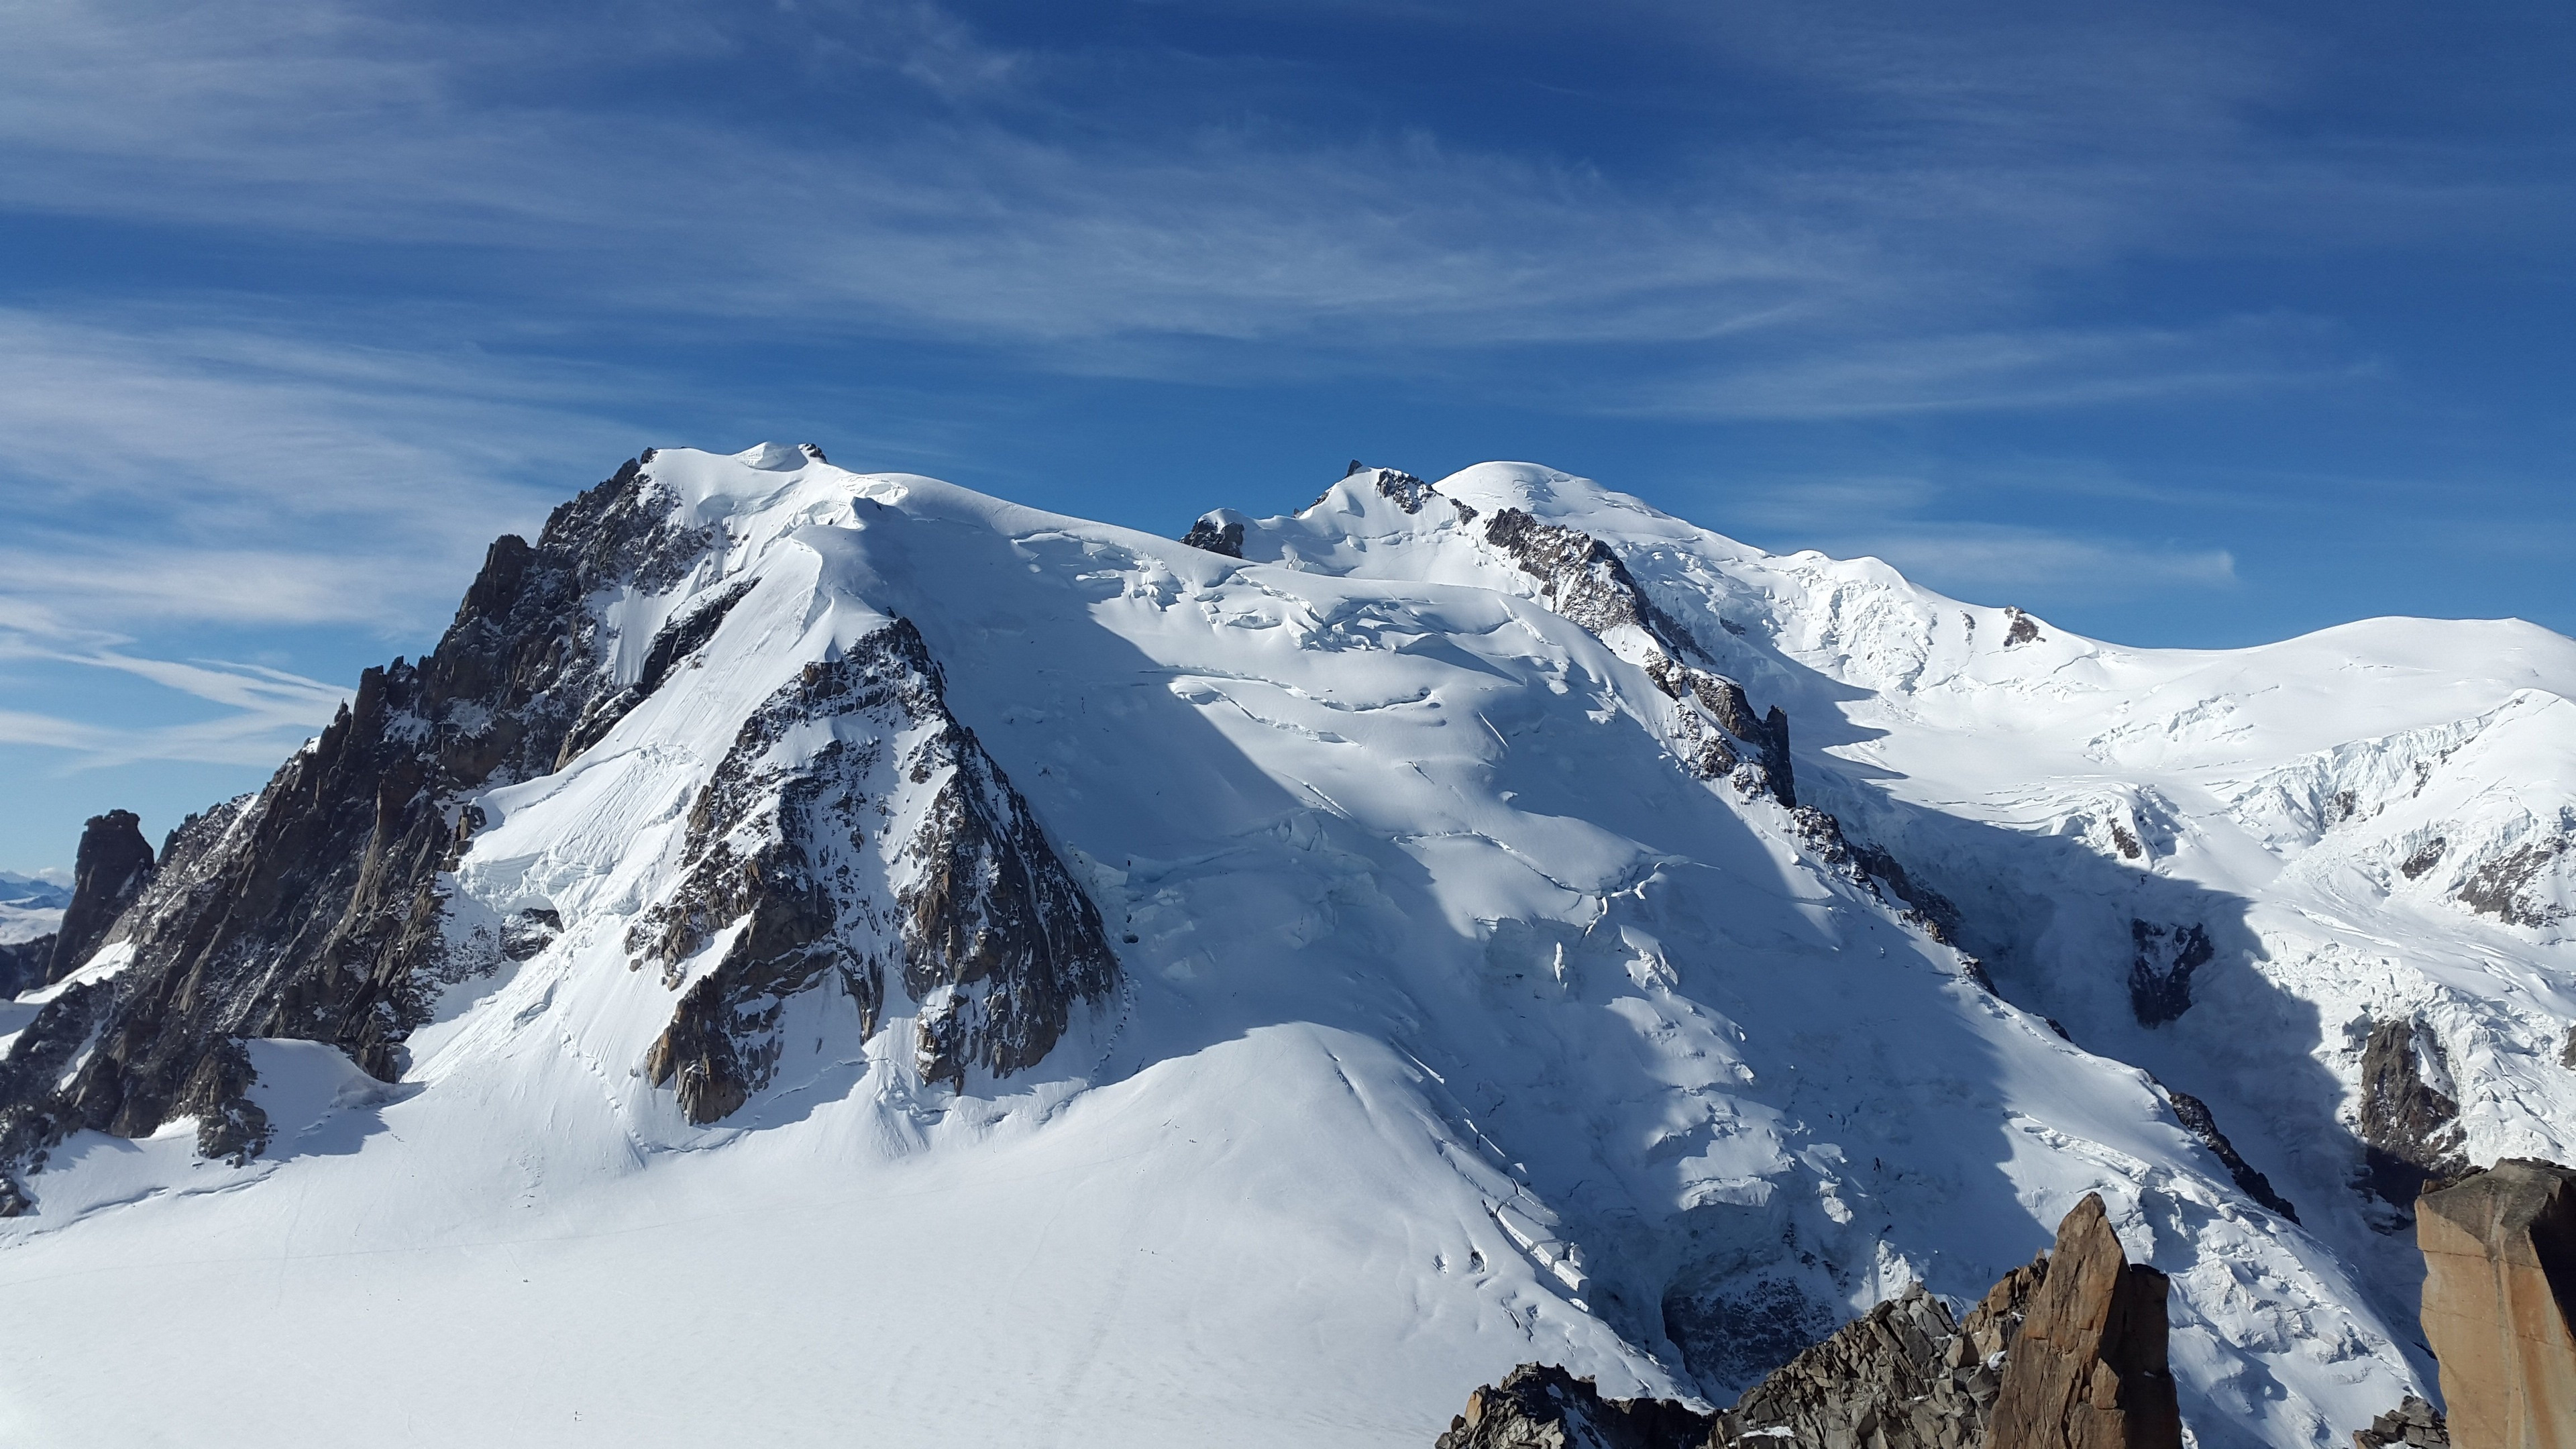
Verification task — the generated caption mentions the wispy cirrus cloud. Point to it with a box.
[1,0,2545,382]
[0,303,640,634]
[0,302,630,773]
[0,621,349,768]
[0,0,2565,861]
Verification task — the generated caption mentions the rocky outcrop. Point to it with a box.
[2416,1159,2576,1449]
[2352,1397,2450,1449]
[2457,837,2571,931]
[635,619,1117,1120]
[43,810,154,985]
[1474,506,1794,810]
[1985,1192,2182,1449]
[1438,1195,2174,1449]
[1364,465,1438,515]
[0,935,52,998]
[2163,1086,2300,1222]
[1713,1267,2041,1448]
[1432,1364,1713,1449]
[2358,1017,2469,1212]
[2127,920,2212,1027]
[0,456,716,1208]
[1484,508,1701,661]
[1181,511,1246,558]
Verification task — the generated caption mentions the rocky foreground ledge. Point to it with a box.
[1437,1192,2178,1449]
[1436,1159,2576,1449]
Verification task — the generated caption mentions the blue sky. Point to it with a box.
[1,0,2570,874]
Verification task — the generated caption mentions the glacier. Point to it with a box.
[3,445,2570,1447]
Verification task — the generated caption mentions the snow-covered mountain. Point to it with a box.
[3,446,2569,1448]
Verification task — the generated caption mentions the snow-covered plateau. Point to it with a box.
[3,446,2570,1448]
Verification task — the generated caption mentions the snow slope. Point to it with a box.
[6,447,2562,1446]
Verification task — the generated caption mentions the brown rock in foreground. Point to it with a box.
[1432,1193,2180,1449]
[2416,1159,2576,1449]
[2352,1395,2450,1449]
[1711,1265,2044,1448]
[1431,1364,1709,1449]
[1974,1193,2182,1449]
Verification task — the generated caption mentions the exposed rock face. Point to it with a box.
[2359,1017,2469,1212]
[2164,1086,2300,1222]
[1985,1192,2182,1449]
[2127,920,2212,1027]
[1432,1364,1713,1449]
[1367,466,1438,515]
[2352,1396,2450,1449]
[1439,1196,2176,1449]
[635,620,1116,1120]
[1713,1269,2041,1448]
[0,935,52,998]
[2003,606,2042,647]
[1475,506,1799,812]
[2457,837,2571,930]
[1180,511,1246,558]
[44,810,154,984]
[2416,1159,2576,1449]
[0,458,728,1204]
[2402,839,2449,881]
[1484,508,1701,663]
[0,453,1123,1205]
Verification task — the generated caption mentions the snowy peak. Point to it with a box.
[9,443,2575,1447]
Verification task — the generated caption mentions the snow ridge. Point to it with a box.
[2,446,2568,1449]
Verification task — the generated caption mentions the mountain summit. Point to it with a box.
[3,446,2571,1448]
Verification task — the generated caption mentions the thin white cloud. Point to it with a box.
[1,0,2541,381]
[0,304,651,639]
[0,649,345,770]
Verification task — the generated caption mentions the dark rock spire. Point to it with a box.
[44,810,153,985]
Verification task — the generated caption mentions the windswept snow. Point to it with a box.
[5,447,2568,1447]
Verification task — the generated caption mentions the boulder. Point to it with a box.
[2416,1159,2576,1449]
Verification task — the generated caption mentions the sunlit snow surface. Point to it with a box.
[6,449,2569,1446]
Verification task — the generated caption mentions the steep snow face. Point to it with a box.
[0,447,2541,1448]
[1378,462,2576,1359]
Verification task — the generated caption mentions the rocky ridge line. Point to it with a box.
[0,459,706,1206]
[0,451,1120,1206]
[633,619,1117,1120]
[1437,1193,2178,1449]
